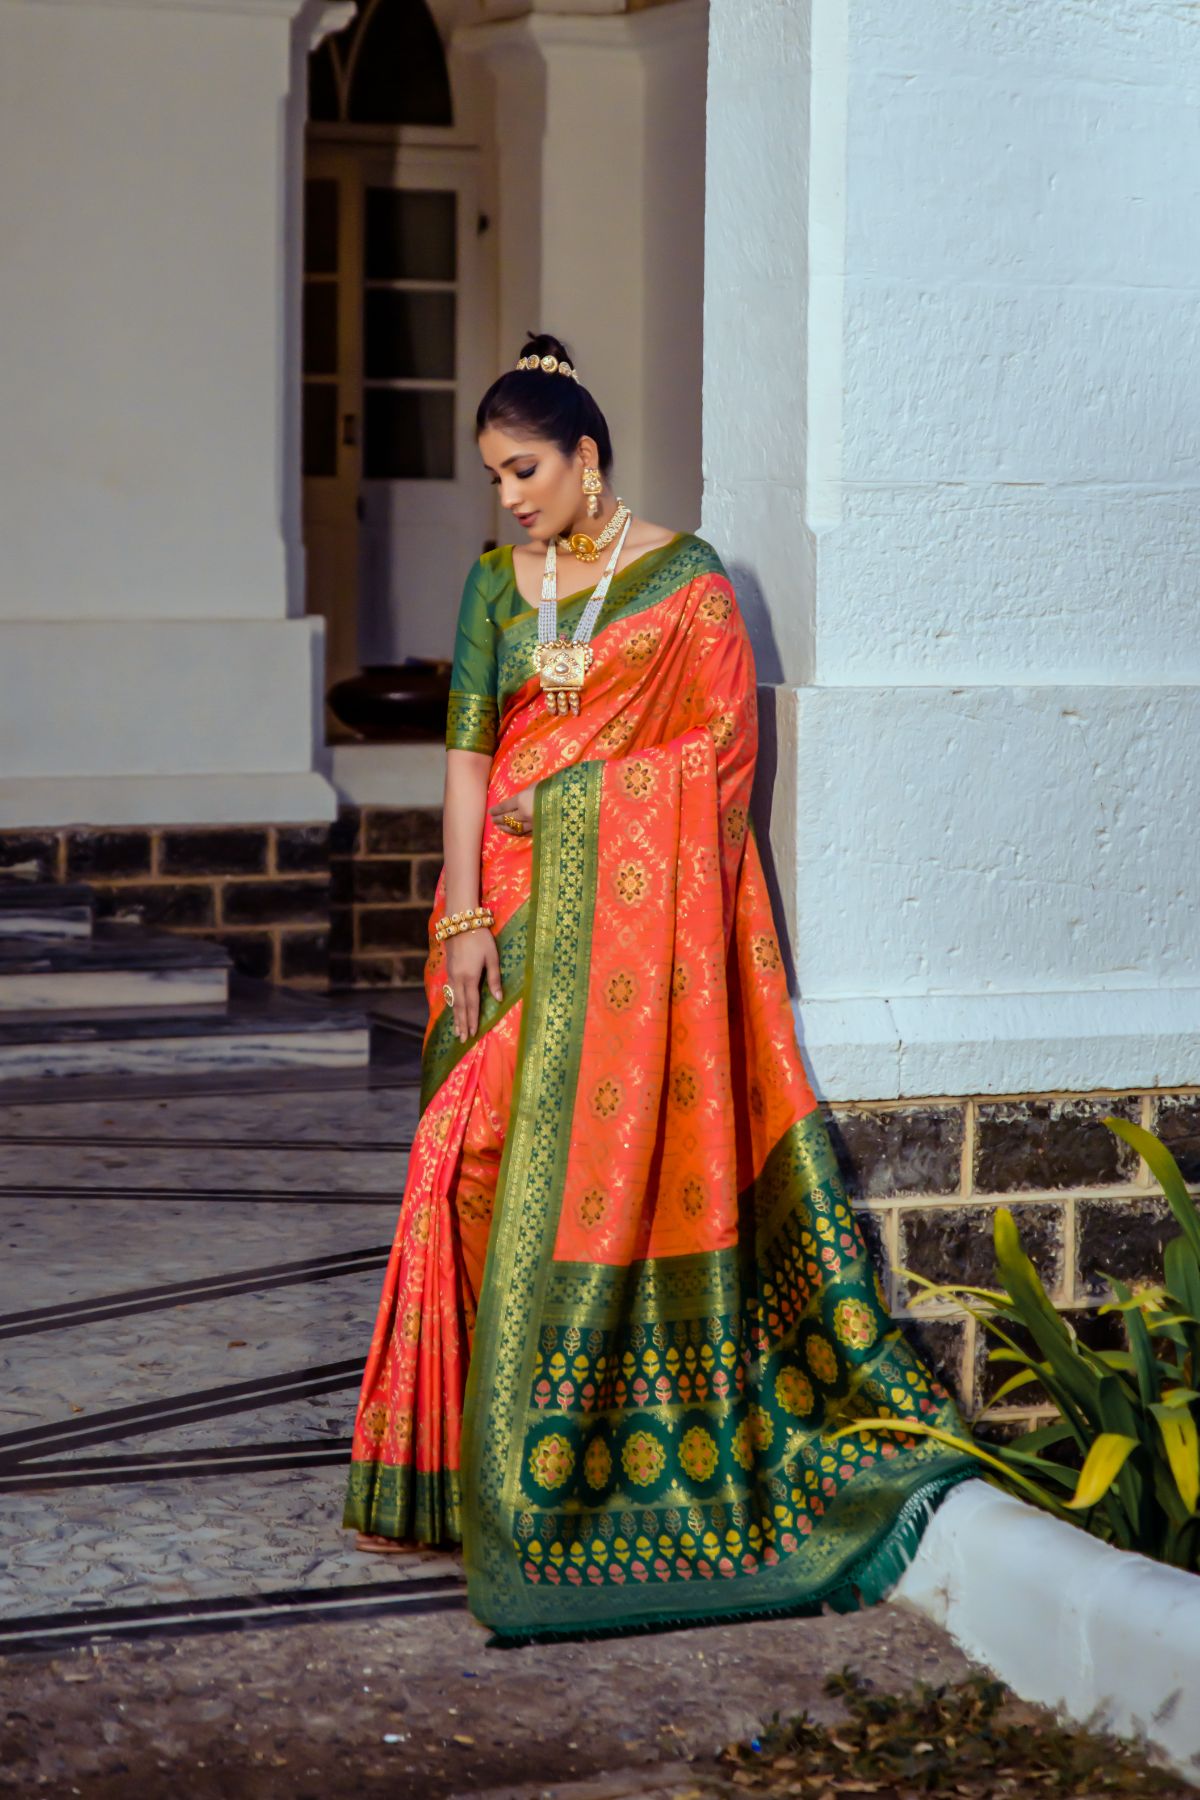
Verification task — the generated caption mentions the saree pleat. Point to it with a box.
[345,534,976,1634]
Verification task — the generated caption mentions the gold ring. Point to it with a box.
[442,982,455,1006]
[501,811,524,834]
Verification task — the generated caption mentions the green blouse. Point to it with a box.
[445,534,724,756]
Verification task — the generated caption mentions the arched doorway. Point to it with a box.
[303,0,495,732]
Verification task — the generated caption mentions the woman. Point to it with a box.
[344,335,974,1641]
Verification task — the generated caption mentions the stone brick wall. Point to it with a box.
[825,1090,1200,1429]
[329,805,442,991]
[0,824,332,987]
[0,806,446,994]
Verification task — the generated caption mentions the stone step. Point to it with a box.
[0,976,370,1085]
[0,881,94,940]
[0,924,229,1012]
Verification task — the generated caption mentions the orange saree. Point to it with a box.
[344,533,974,1640]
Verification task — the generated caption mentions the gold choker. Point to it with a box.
[555,500,630,565]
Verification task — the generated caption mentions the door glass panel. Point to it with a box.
[303,281,339,376]
[304,179,339,275]
[364,290,455,381]
[303,382,338,478]
[364,389,454,480]
[364,188,456,281]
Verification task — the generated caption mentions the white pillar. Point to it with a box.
[0,0,349,827]
[457,0,708,534]
[703,0,1200,1099]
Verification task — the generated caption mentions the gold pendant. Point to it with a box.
[533,636,594,716]
[563,531,599,564]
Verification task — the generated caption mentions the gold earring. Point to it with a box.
[582,467,603,519]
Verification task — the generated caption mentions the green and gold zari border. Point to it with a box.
[459,757,976,1640]
[447,690,499,756]
[343,1459,463,1545]
[460,759,603,1629]
[419,900,529,1115]
[495,535,724,708]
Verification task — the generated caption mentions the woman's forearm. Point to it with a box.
[443,749,491,912]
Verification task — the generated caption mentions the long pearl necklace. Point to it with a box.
[533,509,635,716]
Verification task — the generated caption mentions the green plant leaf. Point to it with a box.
[1164,1234,1200,1320]
[1066,1433,1139,1510]
[1150,1403,1200,1514]
[1005,1419,1076,1456]
[1158,1386,1200,1408]
[1103,1117,1200,1265]
[978,1367,1043,1412]
[1108,1275,1160,1408]
[993,1209,1100,1420]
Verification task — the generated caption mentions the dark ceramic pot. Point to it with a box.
[327,660,453,743]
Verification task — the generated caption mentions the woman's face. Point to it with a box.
[477,426,584,543]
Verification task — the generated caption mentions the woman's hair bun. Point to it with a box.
[477,328,613,474]
[517,331,574,369]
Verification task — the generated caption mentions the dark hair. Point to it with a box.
[475,333,614,474]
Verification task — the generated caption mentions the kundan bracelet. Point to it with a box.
[434,905,494,943]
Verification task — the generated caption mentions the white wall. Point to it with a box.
[703,0,1200,1099]
[458,0,707,536]
[0,0,345,825]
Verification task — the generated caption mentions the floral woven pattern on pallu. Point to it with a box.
[459,541,976,1639]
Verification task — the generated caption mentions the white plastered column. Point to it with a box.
[703,0,1200,1101]
[0,0,350,827]
[456,0,708,536]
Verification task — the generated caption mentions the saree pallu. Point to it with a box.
[344,533,975,1640]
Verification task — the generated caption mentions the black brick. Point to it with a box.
[1153,1095,1200,1188]
[0,832,61,881]
[350,859,413,905]
[222,879,330,927]
[358,908,431,952]
[903,1316,967,1402]
[824,1105,964,1200]
[413,857,443,901]
[65,830,152,880]
[160,829,268,877]
[362,807,442,856]
[898,1201,1065,1300]
[279,929,329,982]
[328,904,355,956]
[214,931,275,981]
[94,883,216,930]
[974,1095,1140,1192]
[330,953,401,989]
[1077,1196,1175,1298]
[274,825,330,874]
[330,807,362,858]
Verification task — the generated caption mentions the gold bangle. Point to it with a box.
[434,906,494,943]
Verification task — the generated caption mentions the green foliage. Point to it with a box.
[836,1117,1200,1571]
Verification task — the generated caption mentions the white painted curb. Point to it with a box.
[891,1480,1200,1782]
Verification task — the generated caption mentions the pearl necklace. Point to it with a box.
[533,509,635,716]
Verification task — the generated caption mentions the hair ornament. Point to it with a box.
[515,353,579,381]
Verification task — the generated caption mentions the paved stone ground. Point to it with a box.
[0,1598,976,1796]
[0,1055,981,1796]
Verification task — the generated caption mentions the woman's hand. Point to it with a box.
[445,926,503,1043]
[488,782,538,836]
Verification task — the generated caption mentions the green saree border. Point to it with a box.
[343,1460,463,1544]
[460,760,603,1626]
[419,899,530,1115]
